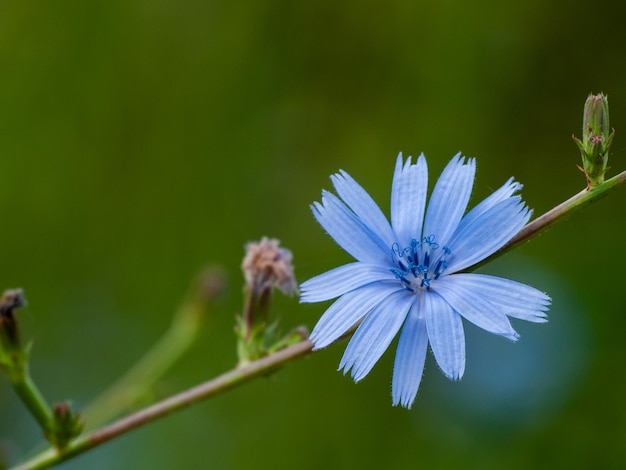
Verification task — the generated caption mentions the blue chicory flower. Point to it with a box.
[300,153,550,408]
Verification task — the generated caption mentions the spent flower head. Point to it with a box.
[301,153,550,408]
[242,237,298,296]
[238,237,299,364]
[0,289,26,354]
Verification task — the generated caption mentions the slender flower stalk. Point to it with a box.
[0,290,54,432]
[12,339,315,470]
[8,367,53,432]
[468,168,626,272]
[83,268,226,427]
[1,290,84,448]
[301,154,551,408]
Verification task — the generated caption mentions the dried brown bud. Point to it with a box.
[0,289,25,317]
[0,289,26,348]
[242,237,298,296]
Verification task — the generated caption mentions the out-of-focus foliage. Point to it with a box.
[1,1,626,468]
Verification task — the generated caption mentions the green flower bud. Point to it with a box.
[573,93,615,187]
[44,402,84,449]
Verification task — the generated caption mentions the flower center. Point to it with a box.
[390,235,451,292]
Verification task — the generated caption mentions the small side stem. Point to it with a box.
[11,368,53,432]
[82,268,224,427]
[0,290,53,433]
[82,311,200,427]
[12,339,314,470]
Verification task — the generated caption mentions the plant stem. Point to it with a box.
[466,168,626,271]
[82,305,203,427]
[11,339,314,470]
[11,168,626,470]
[0,290,53,433]
[82,267,224,427]
[11,368,53,433]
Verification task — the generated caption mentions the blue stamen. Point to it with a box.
[422,234,439,249]
[433,259,447,279]
[390,237,450,291]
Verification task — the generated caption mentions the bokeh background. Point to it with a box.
[1,1,626,468]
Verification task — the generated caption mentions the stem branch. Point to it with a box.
[11,370,53,432]
[12,340,314,470]
[467,168,626,271]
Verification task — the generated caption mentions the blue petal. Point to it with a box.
[331,169,395,247]
[312,191,388,263]
[445,197,531,273]
[300,262,395,303]
[339,290,413,382]
[310,283,400,350]
[390,153,428,248]
[434,278,519,340]
[454,177,522,235]
[424,291,465,380]
[447,274,550,322]
[422,154,476,248]
[392,299,428,408]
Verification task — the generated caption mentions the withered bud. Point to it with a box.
[0,289,25,317]
[242,237,298,296]
[0,289,26,348]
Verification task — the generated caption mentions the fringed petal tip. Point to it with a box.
[506,331,521,342]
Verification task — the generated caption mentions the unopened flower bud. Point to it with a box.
[45,402,84,449]
[573,93,615,187]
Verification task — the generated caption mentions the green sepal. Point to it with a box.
[44,402,84,449]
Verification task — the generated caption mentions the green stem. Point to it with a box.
[466,168,626,272]
[11,340,314,470]
[82,309,201,427]
[82,268,223,428]
[0,291,53,434]
[11,367,53,432]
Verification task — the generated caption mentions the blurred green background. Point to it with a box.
[2,0,626,468]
